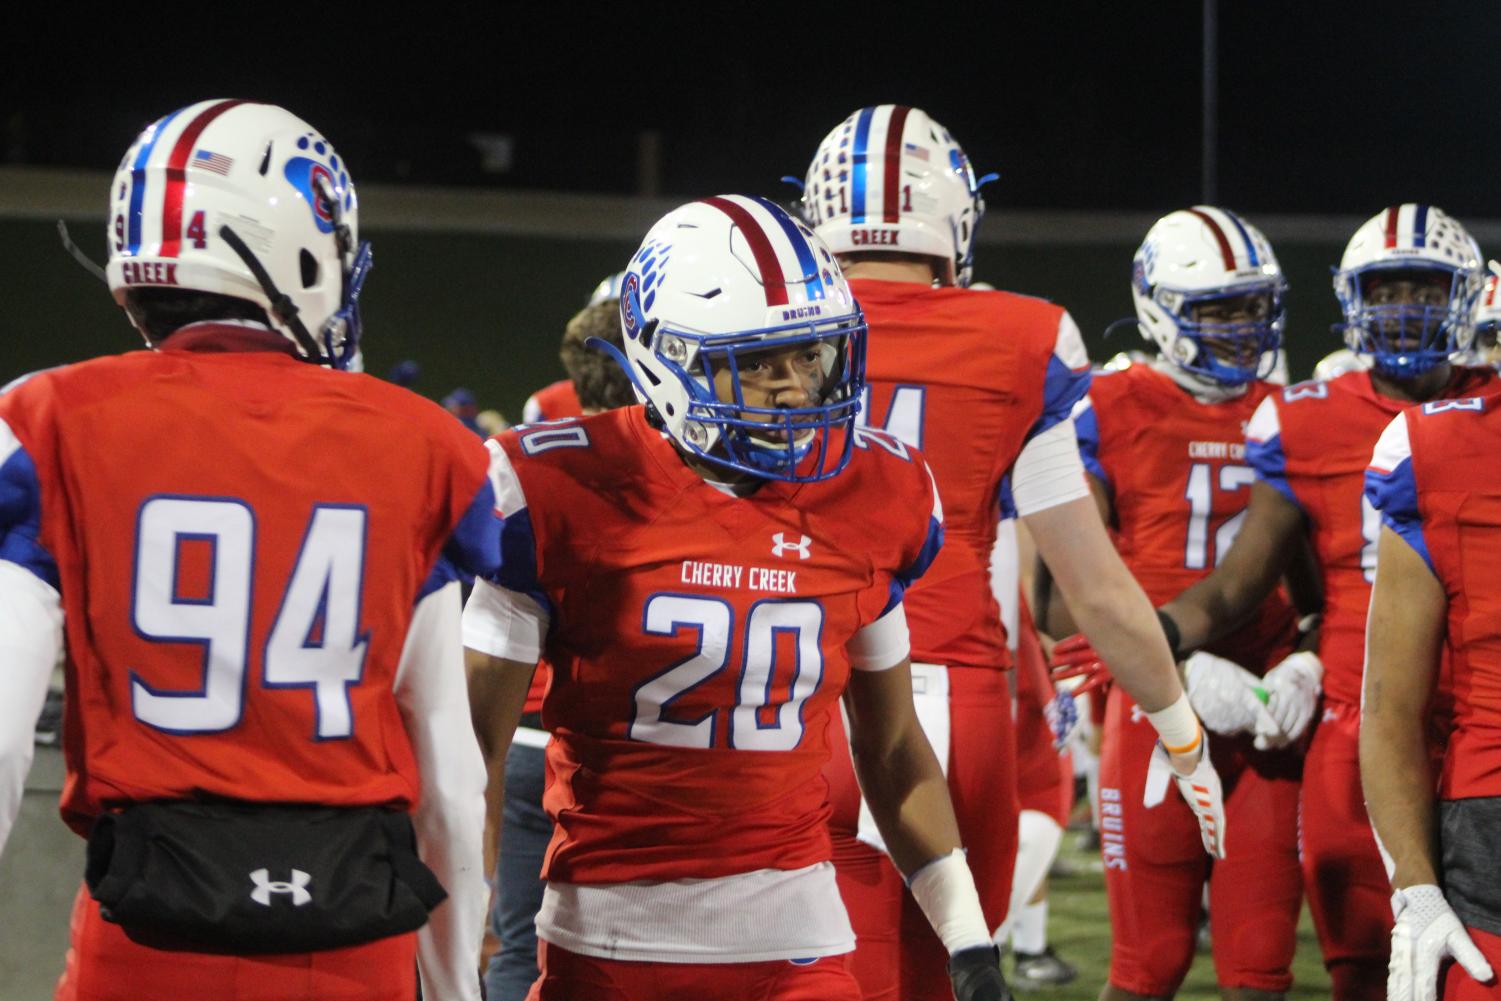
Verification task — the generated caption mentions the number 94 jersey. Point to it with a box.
[485,407,943,885]
[0,347,500,834]
[1075,362,1294,671]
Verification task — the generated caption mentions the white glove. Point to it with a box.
[1143,730,1227,859]
[1253,651,1323,750]
[1183,652,1275,737]
[1389,884,1494,1001]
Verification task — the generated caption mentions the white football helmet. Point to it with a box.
[1333,204,1482,377]
[1312,348,1370,381]
[106,100,370,368]
[1131,206,1286,386]
[801,106,994,287]
[1470,265,1501,368]
[601,195,865,482]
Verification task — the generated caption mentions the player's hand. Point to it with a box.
[948,944,1012,1001]
[1182,652,1275,737]
[1049,633,1112,697]
[1389,884,1494,1001]
[1252,651,1323,750]
[1143,730,1227,859]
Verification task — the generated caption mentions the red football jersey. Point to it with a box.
[1246,367,1495,704]
[1368,395,1501,799]
[0,336,498,835]
[518,379,587,713]
[517,380,586,712]
[854,278,1090,671]
[1078,363,1295,671]
[492,407,942,884]
[521,379,583,425]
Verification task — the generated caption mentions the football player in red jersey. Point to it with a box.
[1364,399,1501,1001]
[464,195,1020,1000]
[484,297,637,1001]
[0,102,502,1001]
[1072,208,1307,1001]
[1055,203,1495,1000]
[797,105,1228,1001]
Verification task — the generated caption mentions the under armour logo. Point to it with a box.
[771,533,812,560]
[1130,704,1147,726]
[249,868,312,907]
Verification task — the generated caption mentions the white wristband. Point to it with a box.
[1145,691,1202,753]
[907,849,992,955]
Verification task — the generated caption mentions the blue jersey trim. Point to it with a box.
[417,555,463,603]
[884,516,944,615]
[1245,432,1303,512]
[495,507,556,620]
[1030,355,1091,443]
[1365,459,1435,576]
[0,441,58,590]
[997,475,1018,521]
[444,478,502,582]
[1073,402,1110,492]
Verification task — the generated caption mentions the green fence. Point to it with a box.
[0,217,1351,418]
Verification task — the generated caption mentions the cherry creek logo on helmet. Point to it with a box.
[620,273,642,336]
[283,142,352,236]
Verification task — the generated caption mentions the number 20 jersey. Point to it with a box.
[0,343,499,835]
[1246,366,1495,705]
[1076,362,1294,671]
[488,406,942,885]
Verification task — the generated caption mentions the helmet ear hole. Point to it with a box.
[299,249,319,289]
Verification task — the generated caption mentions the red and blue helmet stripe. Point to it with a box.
[699,195,829,307]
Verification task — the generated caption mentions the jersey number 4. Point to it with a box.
[631,595,824,752]
[1184,463,1255,569]
[130,496,369,739]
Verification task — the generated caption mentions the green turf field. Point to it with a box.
[1021,830,1333,999]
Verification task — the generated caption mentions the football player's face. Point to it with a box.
[1363,269,1451,345]
[713,341,833,447]
[716,342,829,412]
[1191,291,1272,368]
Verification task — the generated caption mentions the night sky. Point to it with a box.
[5,3,1497,218]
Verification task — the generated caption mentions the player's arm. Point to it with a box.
[1359,412,1445,887]
[392,578,488,1001]
[1361,413,1494,999]
[843,656,962,876]
[1034,474,1111,640]
[1159,480,1304,651]
[842,606,998,984]
[462,579,544,876]
[1017,417,1226,856]
[1162,392,1308,651]
[457,438,548,871]
[1360,525,1444,886]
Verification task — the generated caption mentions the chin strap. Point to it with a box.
[56,221,108,284]
[1151,359,1250,403]
[217,224,324,362]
